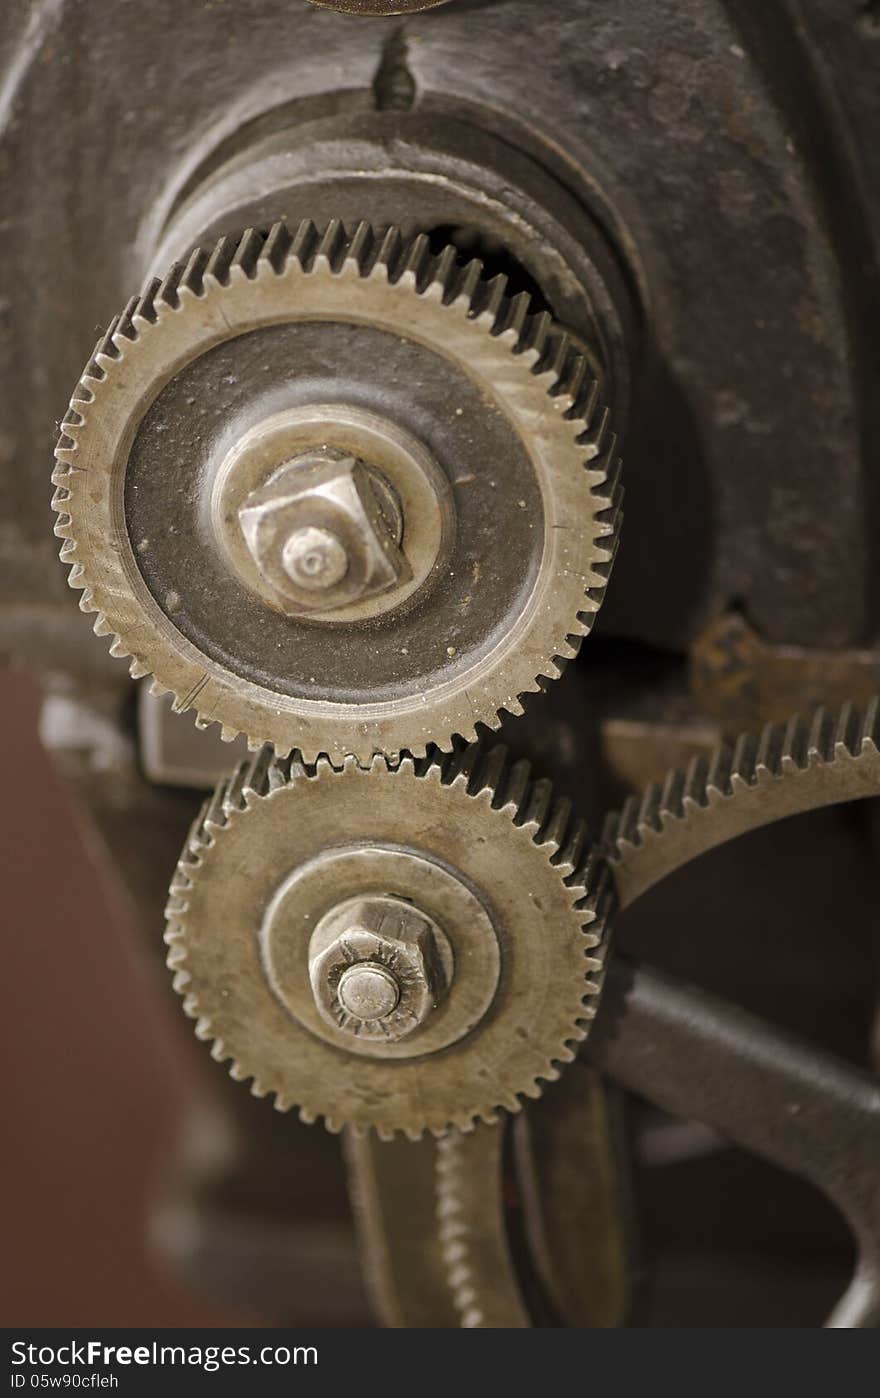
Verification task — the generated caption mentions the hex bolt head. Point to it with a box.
[308,894,451,1043]
[237,448,411,617]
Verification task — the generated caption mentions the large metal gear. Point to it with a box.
[164,741,613,1139]
[52,219,621,763]
[430,697,880,1327]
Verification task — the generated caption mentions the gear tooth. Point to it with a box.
[683,752,709,810]
[179,245,211,297]
[91,614,113,638]
[730,732,758,787]
[219,724,239,744]
[133,277,161,326]
[204,234,237,287]
[860,696,880,751]
[659,767,686,821]
[476,272,510,330]
[781,712,809,770]
[543,795,573,854]
[231,227,266,279]
[807,706,834,764]
[128,657,150,681]
[706,741,734,798]
[55,518,73,541]
[570,373,601,431]
[399,231,432,291]
[540,328,572,385]
[203,779,230,834]
[553,351,589,409]
[637,781,663,835]
[149,678,169,699]
[115,295,140,342]
[456,257,485,311]
[315,219,347,273]
[520,776,553,835]
[834,700,860,758]
[500,757,532,821]
[581,404,612,463]
[224,762,248,815]
[521,307,553,364]
[503,289,533,347]
[239,745,277,801]
[262,220,294,273]
[96,317,122,363]
[290,218,320,272]
[432,243,460,302]
[556,814,589,874]
[374,225,404,281]
[438,739,472,787]
[464,743,506,798]
[477,745,509,805]
[157,259,185,309]
[601,805,626,859]
[107,636,130,659]
[346,220,376,274]
[755,720,784,777]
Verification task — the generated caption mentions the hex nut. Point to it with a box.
[238,449,410,616]
[308,895,450,1042]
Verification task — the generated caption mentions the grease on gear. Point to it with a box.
[52,220,621,762]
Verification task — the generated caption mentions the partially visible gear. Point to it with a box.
[52,220,621,762]
[603,697,880,908]
[164,741,613,1138]
[432,696,880,1326]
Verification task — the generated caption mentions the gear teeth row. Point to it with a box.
[164,742,614,1135]
[436,1127,529,1329]
[603,696,880,909]
[54,218,616,480]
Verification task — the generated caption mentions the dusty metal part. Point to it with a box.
[436,1064,638,1329]
[587,956,880,1329]
[214,411,442,623]
[512,1064,638,1327]
[437,1123,530,1329]
[604,696,880,911]
[53,220,621,763]
[307,892,453,1043]
[344,1131,460,1328]
[4,0,878,659]
[234,448,410,618]
[432,696,880,1327]
[165,741,614,1137]
[150,109,635,427]
[691,610,880,736]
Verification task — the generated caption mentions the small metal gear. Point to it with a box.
[52,220,621,763]
[164,742,613,1138]
[432,695,880,1326]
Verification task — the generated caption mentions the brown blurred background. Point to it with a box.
[1,667,248,1327]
